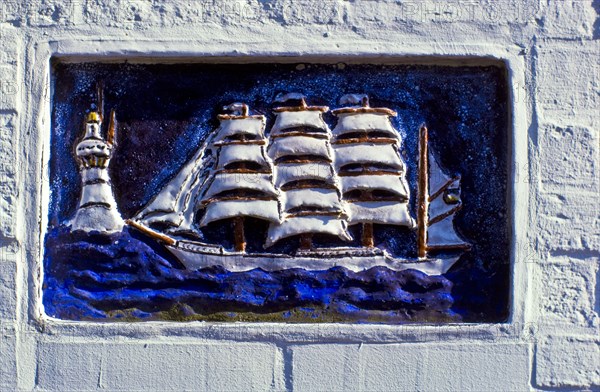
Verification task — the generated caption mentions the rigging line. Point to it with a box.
[428,204,462,226]
[269,132,329,140]
[331,107,397,116]
[213,140,266,146]
[273,105,329,112]
[331,137,398,145]
[338,170,402,177]
[426,243,471,251]
[428,175,461,202]
[201,195,277,205]
[285,211,344,218]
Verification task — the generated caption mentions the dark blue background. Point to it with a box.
[46,62,510,322]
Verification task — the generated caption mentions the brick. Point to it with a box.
[276,0,343,25]
[101,343,206,390]
[36,342,103,391]
[104,342,281,391]
[81,0,263,29]
[197,0,262,27]
[420,343,530,391]
[79,0,120,27]
[107,0,163,29]
[0,331,17,390]
[537,192,600,254]
[535,257,599,334]
[291,343,530,391]
[204,344,283,390]
[536,336,600,388]
[27,0,79,27]
[291,344,361,391]
[0,192,16,239]
[0,262,17,320]
[0,65,19,111]
[539,124,599,192]
[0,1,25,26]
[0,112,17,239]
[0,182,16,239]
[0,29,17,65]
[536,42,600,125]
[540,0,597,39]
[359,345,421,392]
[345,0,398,27]
[37,342,281,391]
[0,112,17,164]
[344,0,542,35]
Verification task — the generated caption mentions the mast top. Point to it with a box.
[218,102,264,120]
[332,94,397,116]
[331,95,400,138]
[273,92,328,112]
[339,93,369,107]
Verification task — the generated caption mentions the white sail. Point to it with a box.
[134,137,213,228]
[215,116,266,140]
[177,175,205,231]
[428,178,461,218]
[345,201,415,226]
[135,103,281,237]
[202,172,278,200]
[268,136,332,160]
[427,215,467,247]
[429,151,452,192]
[266,99,352,246]
[266,216,351,246]
[426,151,469,250]
[271,110,330,135]
[215,143,268,169]
[332,112,399,138]
[282,188,342,212]
[273,162,335,187]
[331,98,416,240]
[200,199,280,226]
[339,175,408,198]
[199,105,281,231]
[333,143,404,171]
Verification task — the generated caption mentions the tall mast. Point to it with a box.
[198,103,280,252]
[96,81,104,120]
[266,93,351,250]
[417,124,429,258]
[418,124,471,258]
[362,220,374,248]
[332,94,415,248]
[233,216,245,252]
[106,109,117,146]
[425,137,471,254]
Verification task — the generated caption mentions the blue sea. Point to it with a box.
[43,226,457,322]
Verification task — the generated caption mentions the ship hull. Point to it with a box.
[166,240,459,276]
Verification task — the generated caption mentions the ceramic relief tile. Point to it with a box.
[43,62,510,322]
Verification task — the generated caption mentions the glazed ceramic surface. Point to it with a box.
[44,62,510,323]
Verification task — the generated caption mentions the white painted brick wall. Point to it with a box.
[0,331,17,391]
[35,342,283,391]
[0,0,598,390]
[291,343,530,391]
[536,336,600,388]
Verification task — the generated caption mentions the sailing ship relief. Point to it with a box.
[127,93,470,276]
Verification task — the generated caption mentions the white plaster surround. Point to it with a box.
[1,1,598,390]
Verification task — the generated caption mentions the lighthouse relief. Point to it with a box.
[43,62,511,323]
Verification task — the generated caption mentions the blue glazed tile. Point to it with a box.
[44,62,510,323]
